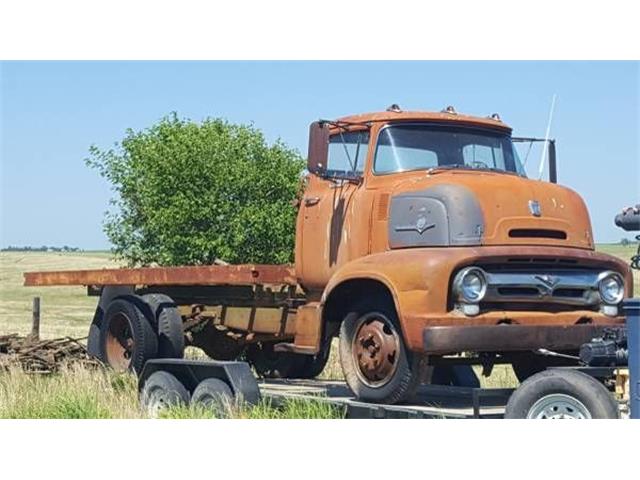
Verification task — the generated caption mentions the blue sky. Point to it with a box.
[1,61,638,248]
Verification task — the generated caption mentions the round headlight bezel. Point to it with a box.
[454,267,488,303]
[597,271,624,305]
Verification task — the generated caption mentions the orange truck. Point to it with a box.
[25,106,633,404]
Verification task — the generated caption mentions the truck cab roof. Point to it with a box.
[336,109,512,133]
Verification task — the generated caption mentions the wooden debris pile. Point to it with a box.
[0,334,103,373]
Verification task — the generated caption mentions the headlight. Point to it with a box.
[454,267,487,303]
[598,272,624,305]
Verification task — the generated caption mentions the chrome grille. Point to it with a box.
[480,269,602,307]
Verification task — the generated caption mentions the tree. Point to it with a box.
[86,114,305,266]
[621,238,630,247]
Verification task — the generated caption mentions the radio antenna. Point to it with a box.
[537,94,557,180]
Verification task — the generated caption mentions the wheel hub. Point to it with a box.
[105,313,135,371]
[527,394,592,419]
[353,316,399,387]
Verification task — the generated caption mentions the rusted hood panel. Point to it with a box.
[390,171,593,249]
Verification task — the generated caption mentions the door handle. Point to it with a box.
[304,196,320,206]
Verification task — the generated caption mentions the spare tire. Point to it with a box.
[141,293,185,359]
[100,296,158,374]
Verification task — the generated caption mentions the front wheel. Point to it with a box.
[339,307,419,404]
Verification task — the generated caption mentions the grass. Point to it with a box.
[0,245,637,417]
[0,363,345,419]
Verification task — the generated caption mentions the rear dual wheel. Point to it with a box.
[92,294,184,373]
[101,297,158,373]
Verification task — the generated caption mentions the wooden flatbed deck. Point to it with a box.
[23,264,297,287]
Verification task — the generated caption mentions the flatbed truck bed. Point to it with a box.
[23,264,297,287]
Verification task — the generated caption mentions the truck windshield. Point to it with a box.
[373,124,526,176]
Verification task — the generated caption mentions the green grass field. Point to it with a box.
[1,245,637,418]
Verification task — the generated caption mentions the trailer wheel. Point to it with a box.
[191,378,234,415]
[141,293,185,359]
[101,297,158,373]
[504,369,619,419]
[339,304,419,404]
[140,371,190,418]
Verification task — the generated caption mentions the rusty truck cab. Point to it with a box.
[294,107,631,402]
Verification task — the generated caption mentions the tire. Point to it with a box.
[141,293,185,359]
[191,378,234,415]
[100,296,158,374]
[140,371,190,418]
[87,321,102,359]
[504,369,620,419]
[339,303,420,404]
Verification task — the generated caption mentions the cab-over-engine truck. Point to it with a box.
[25,106,633,404]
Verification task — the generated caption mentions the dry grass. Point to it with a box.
[0,363,344,419]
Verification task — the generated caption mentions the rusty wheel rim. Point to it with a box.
[105,313,135,371]
[352,313,401,388]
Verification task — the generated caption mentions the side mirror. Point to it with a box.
[307,121,330,175]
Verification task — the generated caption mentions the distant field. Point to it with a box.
[0,251,119,338]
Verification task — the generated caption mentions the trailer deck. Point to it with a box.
[259,379,514,419]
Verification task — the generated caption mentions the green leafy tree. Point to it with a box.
[86,114,305,266]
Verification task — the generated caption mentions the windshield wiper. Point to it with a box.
[426,164,471,175]
[427,164,518,176]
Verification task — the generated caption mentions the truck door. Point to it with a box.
[298,130,370,290]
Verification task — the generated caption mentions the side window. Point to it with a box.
[327,131,370,174]
[463,144,506,170]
